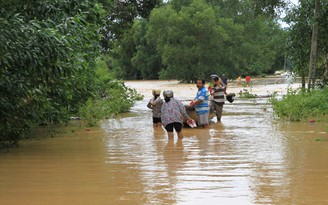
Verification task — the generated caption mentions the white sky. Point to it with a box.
[279,0,300,28]
[289,0,299,6]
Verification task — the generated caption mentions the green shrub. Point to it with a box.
[271,87,328,121]
[0,1,105,147]
[79,59,143,126]
[79,80,143,127]
[239,89,257,98]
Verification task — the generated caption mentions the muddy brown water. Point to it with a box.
[1,78,328,205]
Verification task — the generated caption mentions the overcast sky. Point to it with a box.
[289,0,299,6]
[279,0,300,28]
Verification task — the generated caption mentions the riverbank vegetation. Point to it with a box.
[0,0,142,147]
[1,0,328,147]
[271,87,328,121]
[79,59,143,127]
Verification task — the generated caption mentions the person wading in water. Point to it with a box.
[190,79,210,128]
[147,89,163,127]
[161,90,192,140]
[209,74,226,122]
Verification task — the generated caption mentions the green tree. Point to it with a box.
[79,59,143,127]
[0,0,104,147]
[101,0,163,79]
[147,0,286,80]
[241,18,286,75]
[147,0,228,82]
[105,0,288,81]
[252,0,286,17]
[111,29,141,79]
[101,0,162,51]
[131,19,163,79]
[286,0,328,88]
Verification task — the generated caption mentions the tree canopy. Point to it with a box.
[286,0,328,88]
[109,0,287,81]
[0,0,142,147]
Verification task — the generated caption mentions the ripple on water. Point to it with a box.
[1,80,328,205]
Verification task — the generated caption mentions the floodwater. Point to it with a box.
[1,77,328,205]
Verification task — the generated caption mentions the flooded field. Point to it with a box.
[0,77,327,205]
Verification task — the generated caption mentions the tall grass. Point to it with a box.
[271,87,328,121]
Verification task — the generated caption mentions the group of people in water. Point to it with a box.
[147,74,228,139]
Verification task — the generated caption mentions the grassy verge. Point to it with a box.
[79,80,143,127]
[270,87,328,121]
[78,59,143,127]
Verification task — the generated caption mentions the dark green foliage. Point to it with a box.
[79,60,143,127]
[271,87,328,121]
[111,29,142,80]
[105,0,289,81]
[148,0,225,81]
[252,0,285,17]
[286,1,328,88]
[101,0,162,50]
[144,0,287,81]
[131,19,163,79]
[101,0,162,79]
[0,0,104,147]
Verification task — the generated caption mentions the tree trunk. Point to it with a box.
[301,70,306,89]
[323,53,328,84]
[307,0,320,90]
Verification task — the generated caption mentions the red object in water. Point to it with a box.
[309,119,316,123]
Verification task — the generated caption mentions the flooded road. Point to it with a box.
[1,78,328,205]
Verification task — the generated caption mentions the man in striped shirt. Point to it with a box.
[210,74,226,122]
[190,79,210,128]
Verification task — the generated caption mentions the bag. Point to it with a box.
[226,93,235,103]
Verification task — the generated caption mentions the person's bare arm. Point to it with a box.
[178,100,190,120]
[190,93,205,107]
[190,99,202,107]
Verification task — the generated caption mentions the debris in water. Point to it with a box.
[309,119,316,123]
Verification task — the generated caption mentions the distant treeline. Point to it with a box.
[106,0,288,82]
[105,0,328,85]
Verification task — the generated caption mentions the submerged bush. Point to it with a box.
[271,87,328,121]
[79,60,143,127]
[239,89,258,98]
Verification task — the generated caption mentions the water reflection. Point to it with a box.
[162,139,185,204]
